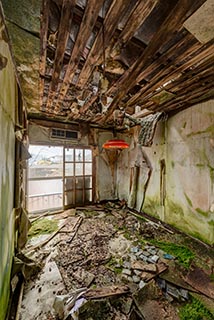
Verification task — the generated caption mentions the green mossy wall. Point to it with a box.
[2,0,41,113]
[117,101,214,245]
[0,13,17,320]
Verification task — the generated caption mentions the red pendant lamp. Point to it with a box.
[102,139,129,150]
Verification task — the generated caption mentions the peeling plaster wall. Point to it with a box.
[0,12,17,320]
[164,100,214,244]
[117,100,214,244]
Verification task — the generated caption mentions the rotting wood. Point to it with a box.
[112,0,158,55]
[130,41,214,108]
[84,285,130,299]
[26,219,69,251]
[77,0,132,90]
[45,0,76,112]
[102,0,207,123]
[129,209,174,234]
[131,261,168,282]
[53,0,105,114]
[66,216,83,243]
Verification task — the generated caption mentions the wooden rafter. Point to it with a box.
[114,0,158,47]
[45,0,76,112]
[101,0,207,123]
[53,0,105,114]
[133,43,214,107]
[77,0,132,90]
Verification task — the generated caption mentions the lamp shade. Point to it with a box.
[102,139,129,149]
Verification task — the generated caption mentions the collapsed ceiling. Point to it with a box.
[2,0,214,129]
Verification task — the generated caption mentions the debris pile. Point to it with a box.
[15,201,214,320]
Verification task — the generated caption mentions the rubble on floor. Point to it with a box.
[14,201,214,320]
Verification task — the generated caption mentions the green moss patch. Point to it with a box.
[28,218,58,238]
[167,200,184,217]
[195,207,209,217]
[179,297,214,320]
[184,193,192,207]
[151,240,195,268]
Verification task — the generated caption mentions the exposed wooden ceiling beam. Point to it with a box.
[101,0,207,123]
[45,0,76,112]
[53,0,105,114]
[77,0,132,90]
[113,0,158,48]
[133,42,214,107]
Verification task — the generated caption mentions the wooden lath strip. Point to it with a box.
[159,81,214,113]
[138,60,214,113]
[77,0,131,90]
[133,43,214,107]
[53,0,105,114]
[40,0,50,110]
[107,30,196,97]
[126,38,208,107]
[45,0,76,112]
[101,0,207,123]
[115,0,158,45]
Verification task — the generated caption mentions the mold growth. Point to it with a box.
[28,218,58,238]
[142,196,160,218]
[167,199,185,217]
[195,207,209,218]
[184,193,193,207]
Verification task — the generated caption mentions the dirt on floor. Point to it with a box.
[15,201,214,320]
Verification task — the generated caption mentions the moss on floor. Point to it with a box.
[179,296,214,320]
[28,218,58,238]
[150,240,195,269]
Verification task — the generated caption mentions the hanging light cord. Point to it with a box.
[102,2,106,79]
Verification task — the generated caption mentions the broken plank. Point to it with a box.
[184,266,214,299]
[66,216,83,243]
[84,285,130,299]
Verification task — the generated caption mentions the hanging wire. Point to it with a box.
[102,1,106,79]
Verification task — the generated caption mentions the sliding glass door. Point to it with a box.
[63,147,93,208]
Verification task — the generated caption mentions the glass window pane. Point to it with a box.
[85,189,92,202]
[75,163,83,176]
[65,163,74,176]
[85,149,92,161]
[75,177,84,189]
[76,190,83,204]
[28,179,62,195]
[65,177,74,191]
[65,148,74,161]
[65,191,74,205]
[85,163,92,175]
[28,145,63,178]
[75,149,83,162]
[85,176,92,188]
[27,179,62,212]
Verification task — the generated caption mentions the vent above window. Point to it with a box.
[51,128,79,140]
